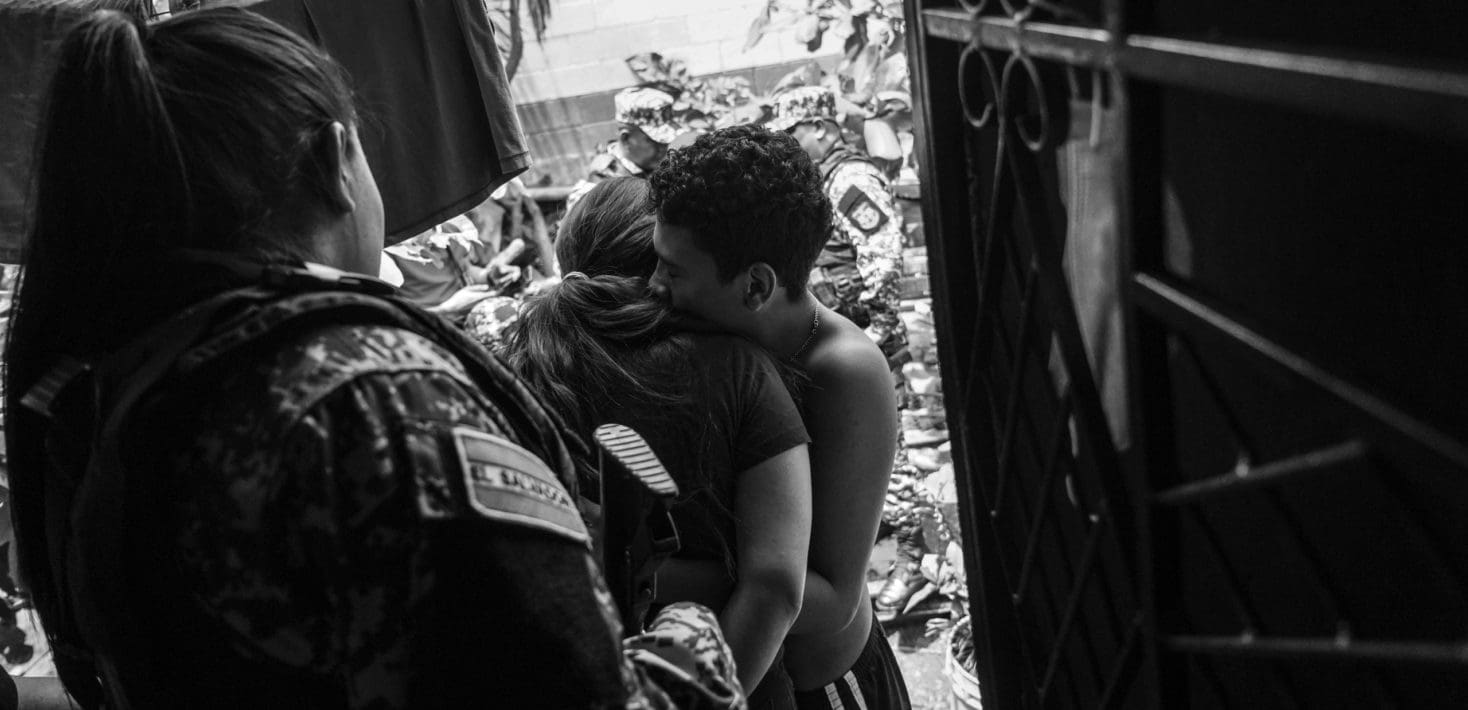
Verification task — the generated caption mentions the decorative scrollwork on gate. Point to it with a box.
[945,9,1147,705]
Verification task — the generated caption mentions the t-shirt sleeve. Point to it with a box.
[711,338,810,473]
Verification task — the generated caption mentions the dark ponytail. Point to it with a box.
[505,272,688,436]
[503,177,689,436]
[5,9,357,705]
[6,14,186,703]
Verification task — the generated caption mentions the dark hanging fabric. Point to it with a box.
[250,0,531,244]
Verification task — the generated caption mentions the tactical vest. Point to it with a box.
[19,258,674,709]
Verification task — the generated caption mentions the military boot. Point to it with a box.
[874,524,928,614]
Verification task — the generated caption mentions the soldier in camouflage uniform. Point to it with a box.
[767,86,908,371]
[769,86,928,614]
[567,87,683,209]
[5,9,744,709]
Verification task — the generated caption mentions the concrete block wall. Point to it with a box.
[508,0,842,186]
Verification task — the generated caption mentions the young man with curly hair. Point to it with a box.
[649,125,912,710]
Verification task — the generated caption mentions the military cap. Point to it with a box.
[767,85,838,132]
[614,87,681,144]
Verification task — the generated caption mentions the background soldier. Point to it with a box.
[767,86,908,371]
[567,86,682,208]
[768,86,929,615]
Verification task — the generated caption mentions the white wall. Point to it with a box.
[510,0,838,103]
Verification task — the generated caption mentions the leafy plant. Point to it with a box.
[744,0,908,107]
[624,53,760,130]
[484,0,554,80]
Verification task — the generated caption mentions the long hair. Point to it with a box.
[4,9,356,701]
[504,177,687,436]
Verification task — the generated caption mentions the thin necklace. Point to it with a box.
[792,306,821,360]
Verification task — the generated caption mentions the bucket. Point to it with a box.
[944,616,982,709]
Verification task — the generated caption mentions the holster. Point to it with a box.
[592,424,680,634]
[810,243,871,328]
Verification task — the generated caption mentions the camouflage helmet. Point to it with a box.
[614,87,680,144]
[766,86,838,132]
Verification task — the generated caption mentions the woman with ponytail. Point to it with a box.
[6,9,744,709]
[504,176,813,707]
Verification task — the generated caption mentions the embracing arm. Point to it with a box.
[719,444,810,691]
[791,336,899,635]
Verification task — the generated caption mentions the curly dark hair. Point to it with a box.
[648,124,832,299]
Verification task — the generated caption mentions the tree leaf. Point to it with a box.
[767,61,824,96]
[524,0,552,41]
[841,13,868,64]
[743,3,773,51]
[624,52,676,86]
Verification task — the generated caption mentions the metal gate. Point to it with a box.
[903,1,1468,707]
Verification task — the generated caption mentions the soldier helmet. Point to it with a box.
[766,86,838,132]
[614,87,681,144]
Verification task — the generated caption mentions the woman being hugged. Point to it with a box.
[504,176,812,707]
[6,9,740,709]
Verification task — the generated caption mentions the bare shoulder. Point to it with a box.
[802,311,894,407]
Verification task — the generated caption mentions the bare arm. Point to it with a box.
[792,335,899,635]
[520,195,559,278]
[425,285,497,317]
[445,232,491,286]
[789,568,843,634]
[718,444,811,691]
[14,677,70,710]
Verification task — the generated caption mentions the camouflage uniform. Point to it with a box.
[767,87,907,368]
[464,293,525,353]
[77,272,745,709]
[567,87,682,209]
[820,148,907,357]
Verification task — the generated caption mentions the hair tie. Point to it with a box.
[563,271,589,281]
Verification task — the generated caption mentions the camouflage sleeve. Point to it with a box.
[175,327,744,709]
[625,603,747,710]
[830,165,905,307]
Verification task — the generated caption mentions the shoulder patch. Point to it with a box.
[452,427,590,547]
[838,185,890,236]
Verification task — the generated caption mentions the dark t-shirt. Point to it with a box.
[610,334,809,564]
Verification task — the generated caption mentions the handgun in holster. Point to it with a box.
[592,423,680,634]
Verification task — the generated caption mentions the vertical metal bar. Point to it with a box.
[1117,0,1173,693]
[907,3,1029,707]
